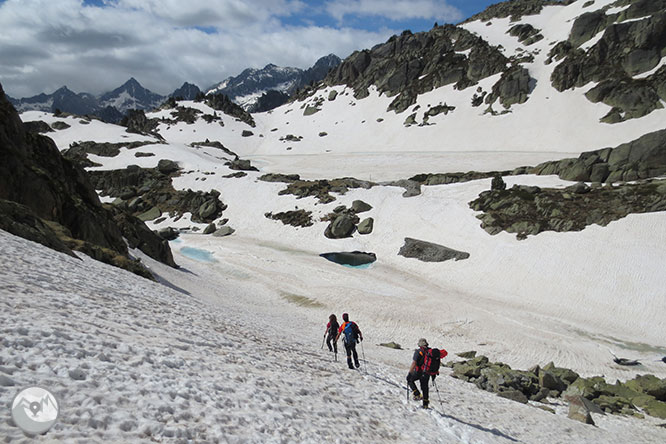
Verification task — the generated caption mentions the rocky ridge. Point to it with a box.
[550,0,666,123]
[316,25,527,114]
[0,82,175,277]
[87,164,227,226]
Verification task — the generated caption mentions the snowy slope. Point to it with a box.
[3,230,666,443]
[29,106,666,381]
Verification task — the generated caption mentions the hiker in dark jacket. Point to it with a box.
[407,338,432,409]
[335,313,363,369]
[324,314,339,354]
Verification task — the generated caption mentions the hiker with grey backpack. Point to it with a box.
[335,313,363,370]
[407,338,447,409]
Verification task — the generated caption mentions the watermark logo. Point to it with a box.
[11,387,59,435]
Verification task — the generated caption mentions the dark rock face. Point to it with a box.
[23,120,54,134]
[486,66,532,108]
[0,199,75,257]
[398,237,470,262]
[265,209,313,227]
[0,82,173,277]
[470,179,666,239]
[250,90,290,113]
[121,109,160,136]
[320,251,376,266]
[204,93,256,127]
[170,82,201,100]
[508,23,544,45]
[107,205,176,267]
[321,25,511,113]
[551,8,666,122]
[531,129,666,183]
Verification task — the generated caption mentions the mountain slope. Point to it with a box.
[2,229,665,442]
[98,77,165,113]
[264,0,665,158]
[207,54,341,111]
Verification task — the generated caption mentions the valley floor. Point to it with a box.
[2,230,666,443]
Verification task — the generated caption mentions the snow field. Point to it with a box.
[3,230,666,443]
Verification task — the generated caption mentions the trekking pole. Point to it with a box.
[433,377,444,409]
[361,340,367,374]
[321,334,326,350]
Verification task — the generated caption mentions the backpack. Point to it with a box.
[421,348,444,376]
[343,322,357,344]
[329,321,339,337]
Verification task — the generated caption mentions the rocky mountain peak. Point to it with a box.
[320,24,512,112]
[170,82,201,100]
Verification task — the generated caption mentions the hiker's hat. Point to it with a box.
[418,338,428,347]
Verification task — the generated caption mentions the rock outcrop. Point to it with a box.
[449,355,666,420]
[398,238,470,262]
[531,129,666,183]
[204,93,256,127]
[0,82,174,277]
[550,6,666,122]
[320,25,513,113]
[265,209,313,228]
[469,179,666,239]
[260,175,375,204]
[88,166,226,224]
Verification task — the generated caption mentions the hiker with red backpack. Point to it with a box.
[407,338,447,409]
[335,313,363,369]
[324,314,340,356]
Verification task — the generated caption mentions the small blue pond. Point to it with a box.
[180,246,217,263]
[341,262,373,269]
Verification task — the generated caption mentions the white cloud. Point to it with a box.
[325,0,463,23]
[0,0,420,98]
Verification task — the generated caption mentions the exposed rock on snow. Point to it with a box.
[398,238,470,262]
[324,213,358,239]
[322,25,511,113]
[23,120,53,133]
[532,129,666,183]
[89,166,226,224]
[470,178,666,239]
[204,93,255,127]
[265,209,314,228]
[357,217,374,234]
[551,8,666,121]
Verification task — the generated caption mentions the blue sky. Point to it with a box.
[0,0,505,97]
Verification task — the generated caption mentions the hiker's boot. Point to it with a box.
[412,390,422,401]
[355,361,360,368]
[422,399,429,409]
